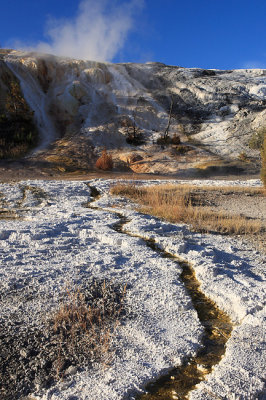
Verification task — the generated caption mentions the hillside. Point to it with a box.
[0,49,265,176]
[0,51,265,400]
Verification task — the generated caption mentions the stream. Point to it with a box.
[87,185,233,400]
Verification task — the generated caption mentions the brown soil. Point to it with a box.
[199,189,265,222]
[197,188,266,252]
[0,158,261,183]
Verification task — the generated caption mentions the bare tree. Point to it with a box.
[163,96,173,141]
[125,112,144,145]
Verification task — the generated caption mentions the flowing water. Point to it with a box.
[6,62,57,152]
[88,186,233,400]
[4,52,172,154]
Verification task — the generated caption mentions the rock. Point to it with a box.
[1,50,266,173]
[20,349,28,358]
[65,366,78,376]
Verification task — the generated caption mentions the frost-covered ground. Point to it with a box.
[0,179,265,399]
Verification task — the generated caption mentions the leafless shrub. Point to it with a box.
[171,134,181,145]
[238,151,250,162]
[175,144,191,154]
[0,279,128,398]
[51,280,127,378]
[156,135,170,145]
[123,113,145,146]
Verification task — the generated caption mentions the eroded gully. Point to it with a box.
[86,185,233,400]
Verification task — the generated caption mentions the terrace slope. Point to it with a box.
[0,49,265,175]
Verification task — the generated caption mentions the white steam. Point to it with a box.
[17,0,143,61]
[242,60,266,69]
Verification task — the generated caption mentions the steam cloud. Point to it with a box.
[242,61,266,69]
[18,0,143,61]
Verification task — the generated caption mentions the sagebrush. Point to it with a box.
[95,149,113,170]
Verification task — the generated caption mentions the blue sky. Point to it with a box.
[1,0,266,69]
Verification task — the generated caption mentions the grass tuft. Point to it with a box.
[0,280,128,399]
[111,183,262,235]
[51,280,127,378]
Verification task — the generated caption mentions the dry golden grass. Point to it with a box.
[184,184,264,195]
[111,183,262,235]
[51,281,127,377]
[195,160,224,170]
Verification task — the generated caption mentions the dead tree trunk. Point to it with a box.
[163,97,173,141]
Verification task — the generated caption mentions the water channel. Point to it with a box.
[87,185,233,400]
